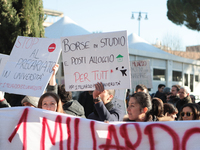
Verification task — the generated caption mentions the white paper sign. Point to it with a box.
[0,54,9,75]
[112,89,127,116]
[1,107,200,150]
[0,36,61,97]
[130,60,152,88]
[61,31,131,91]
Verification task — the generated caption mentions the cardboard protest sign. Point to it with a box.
[0,54,9,75]
[130,59,152,88]
[0,36,61,97]
[61,31,131,91]
[1,107,200,150]
[112,89,127,116]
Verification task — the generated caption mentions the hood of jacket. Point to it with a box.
[63,100,85,118]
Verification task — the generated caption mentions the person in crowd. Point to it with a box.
[153,84,166,102]
[124,92,152,122]
[126,89,130,102]
[135,84,148,93]
[179,103,200,120]
[162,87,171,103]
[5,94,25,107]
[38,92,64,113]
[164,103,178,121]
[150,97,164,121]
[78,91,94,118]
[190,94,196,103]
[176,86,192,113]
[126,84,149,108]
[21,96,39,107]
[58,84,85,117]
[0,91,10,108]
[47,64,85,117]
[88,82,123,122]
[168,85,180,107]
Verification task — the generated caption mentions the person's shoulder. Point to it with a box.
[87,112,97,120]
[110,107,122,113]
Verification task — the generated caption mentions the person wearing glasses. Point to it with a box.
[179,103,200,120]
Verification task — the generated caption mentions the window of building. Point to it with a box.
[184,74,188,86]
[190,74,194,92]
[172,71,182,81]
[153,69,165,81]
[195,75,199,82]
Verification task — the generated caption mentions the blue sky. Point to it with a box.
[43,0,200,50]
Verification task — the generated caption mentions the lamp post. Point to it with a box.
[131,11,148,36]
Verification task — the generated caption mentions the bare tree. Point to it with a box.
[162,33,183,51]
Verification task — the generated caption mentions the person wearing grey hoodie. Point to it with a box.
[21,96,39,107]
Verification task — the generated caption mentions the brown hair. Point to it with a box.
[172,85,180,92]
[150,97,164,117]
[38,92,64,113]
[179,103,200,120]
[164,103,178,115]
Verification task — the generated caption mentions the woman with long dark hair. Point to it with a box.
[125,92,152,122]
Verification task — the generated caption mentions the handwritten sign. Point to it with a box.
[0,54,9,75]
[1,107,200,150]
[0,36,61,97]
[130,60,152,88]
[61,31,131,91]
[112,89,127,116]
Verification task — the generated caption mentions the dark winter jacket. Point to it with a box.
[78,91,94,118]
[154,91,166,103]
[88,101,123,122]
[176,96,192,113]
[168,95,180,107]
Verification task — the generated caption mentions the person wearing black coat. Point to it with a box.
[176,87,192,118]
[78,91,94,118]
[154,84,166,103]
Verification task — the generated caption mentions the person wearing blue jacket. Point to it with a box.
[88,82,123,122]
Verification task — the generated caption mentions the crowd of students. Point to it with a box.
[0,64,199,123]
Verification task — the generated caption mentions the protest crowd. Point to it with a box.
[1,33,200,149]
[1,64,199,123]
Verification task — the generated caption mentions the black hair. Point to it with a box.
[135,84,148,93]
[131,92,152,113]
[158,84,165,89]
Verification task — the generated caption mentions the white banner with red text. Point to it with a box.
[0,107,200,150]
